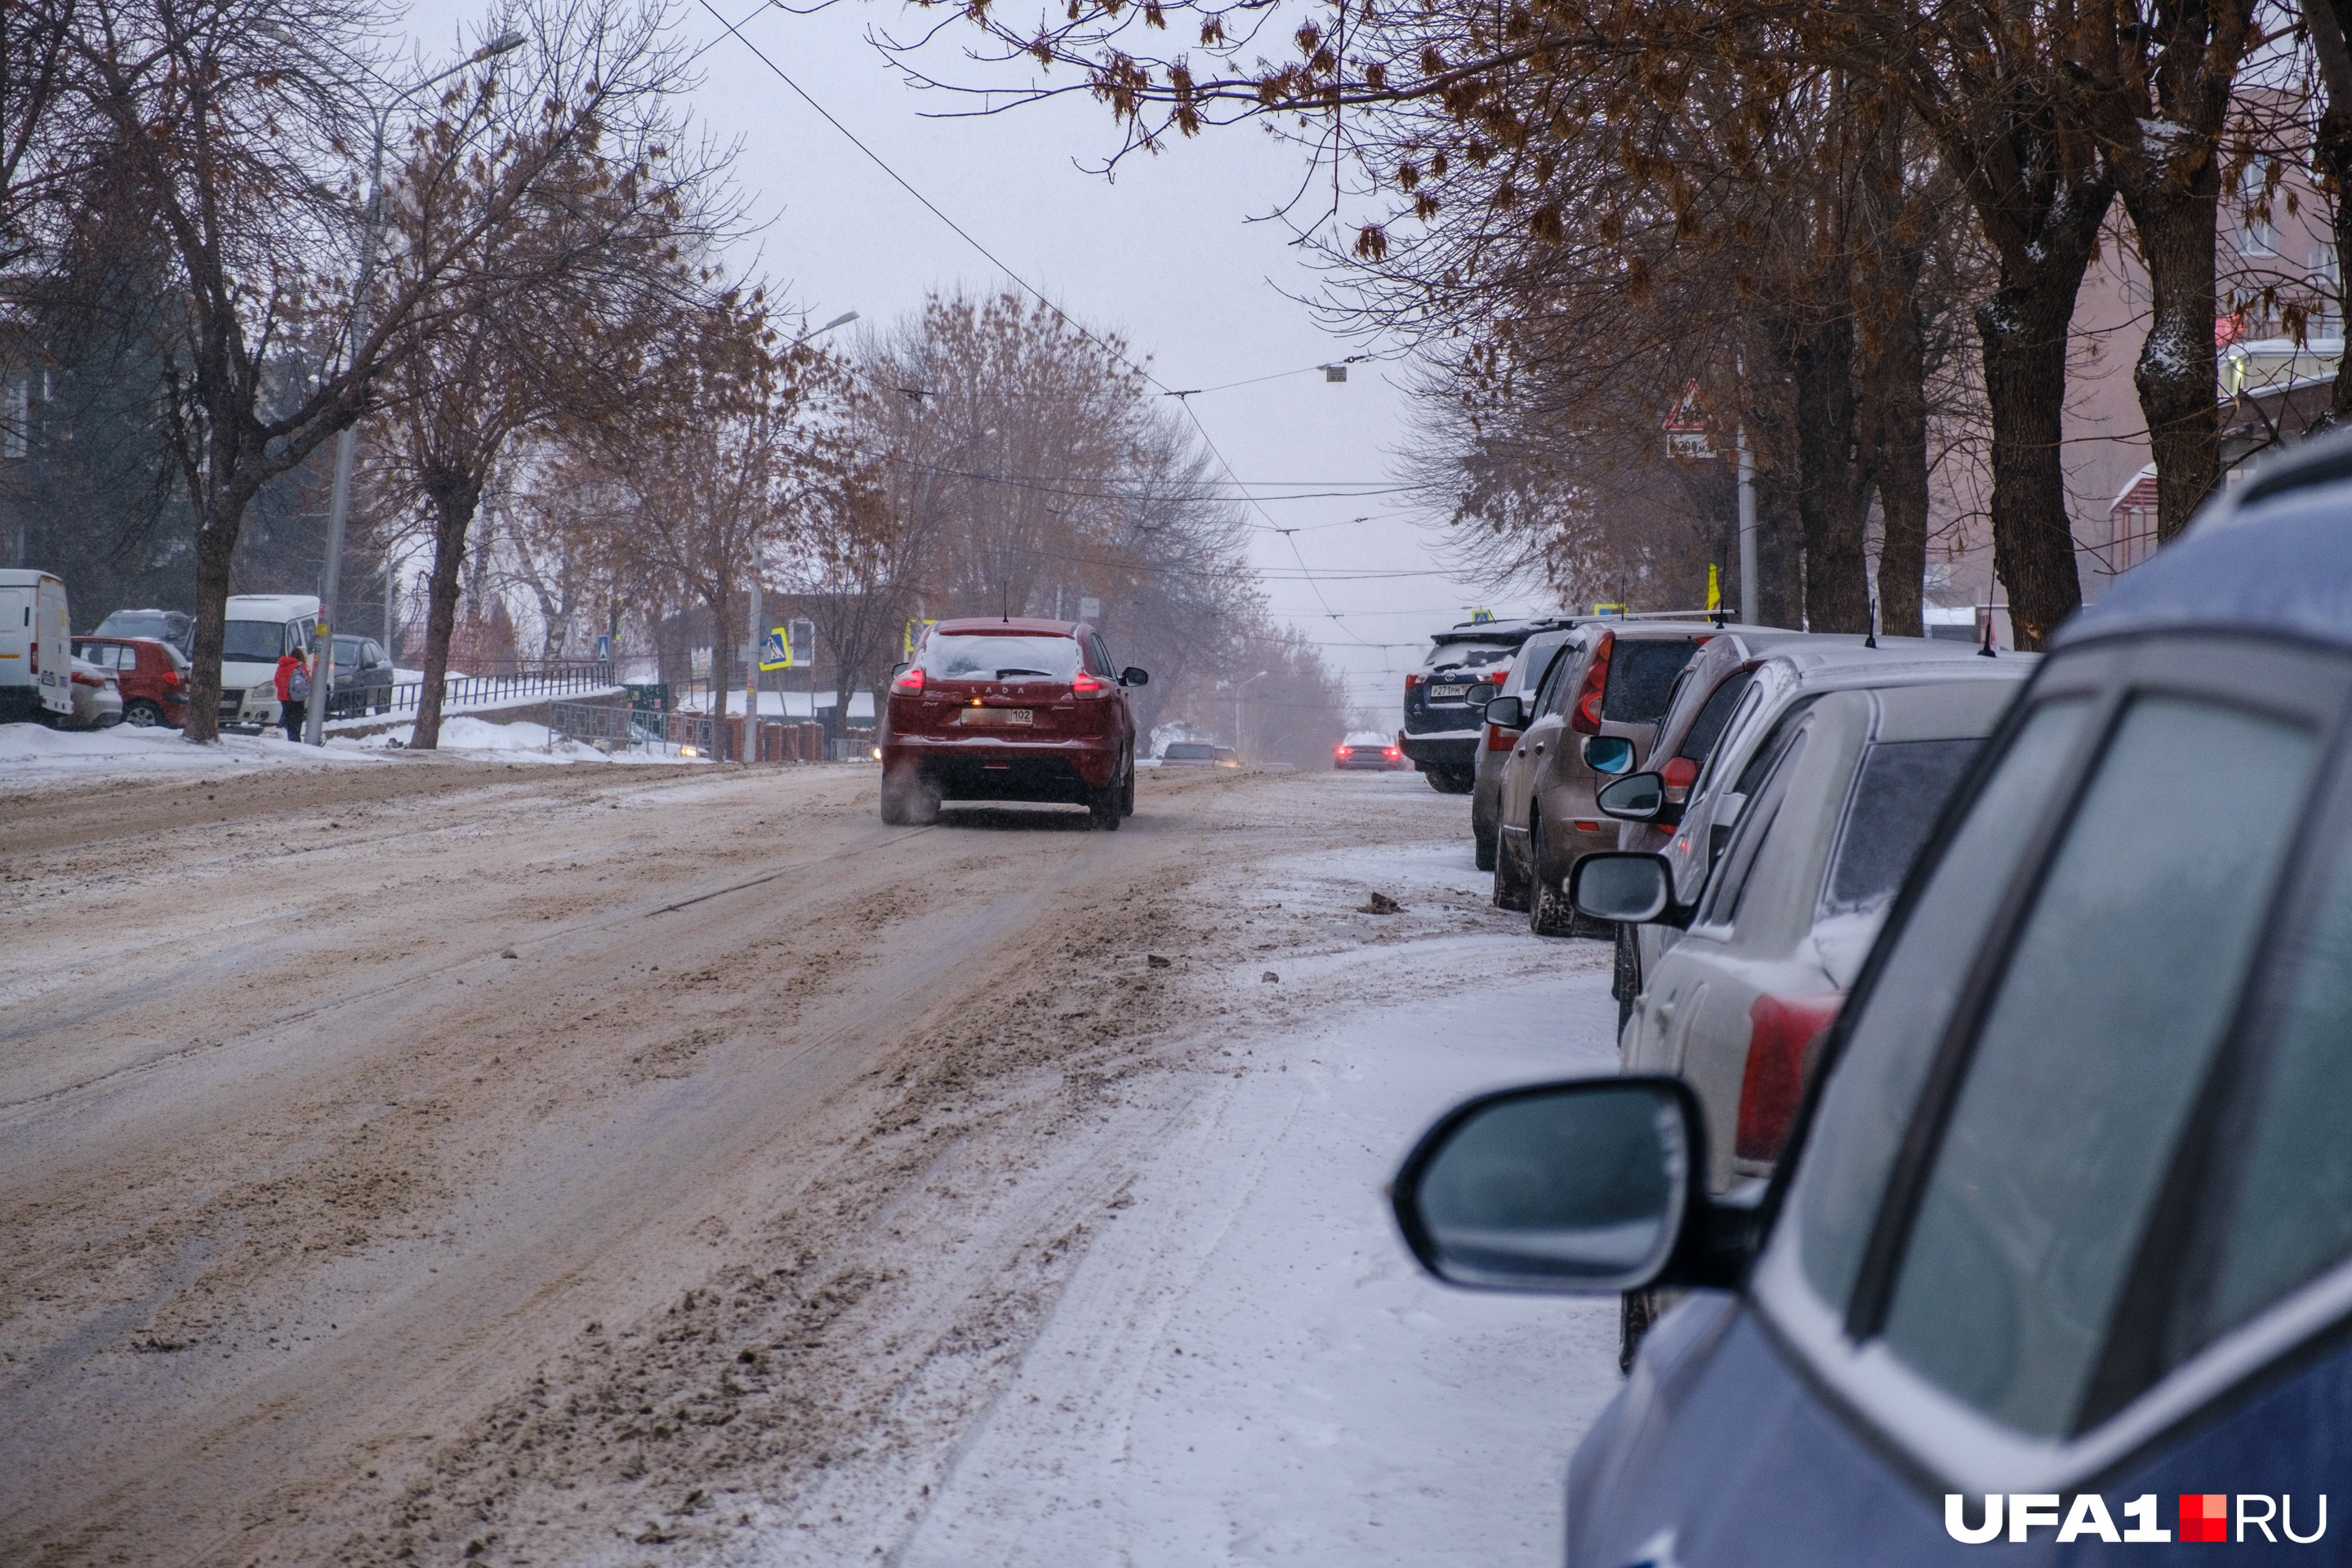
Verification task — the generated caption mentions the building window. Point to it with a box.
[2315,243,2341,341]
[2239,160,2279,256]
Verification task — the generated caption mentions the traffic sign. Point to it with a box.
[760,628,789,671]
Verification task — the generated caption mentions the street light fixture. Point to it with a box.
[305,31,528,745]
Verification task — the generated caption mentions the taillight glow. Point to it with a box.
[1405,673,1423,688]
[1485,722,1516,751]
[1735,992,1846,1163]
[1071,670,1109,696]
[893,666,924,693]
[1662,756,1698,788]
[1569,630,1614,735]
[1384,746,1400,759]
[1336,745,1353,755]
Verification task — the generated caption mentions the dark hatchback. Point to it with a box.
[1392,433,2352,1562]
[1401,617,1567,793]
[880,618,1145,829]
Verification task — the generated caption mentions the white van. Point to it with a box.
[219,593,319,731]
[0,568,72,723]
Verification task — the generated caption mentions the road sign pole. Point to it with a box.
[1737,422,1758,626]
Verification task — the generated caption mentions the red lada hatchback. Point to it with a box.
[880,618,1147,829]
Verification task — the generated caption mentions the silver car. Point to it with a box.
[63,654,123,729]
[1469,627,1575,870]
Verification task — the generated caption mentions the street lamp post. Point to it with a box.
[1233,669,1270,760]
[306,32,527,746]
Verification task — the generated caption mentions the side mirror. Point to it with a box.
[1583,734,1636,774]
[1481,694,1524,729]
[1595,771,1667,822]
[1391,1077,1699,1292]
[1121,666,1149,687]
[1462,684,1493,712]
[1570,852,1691,927]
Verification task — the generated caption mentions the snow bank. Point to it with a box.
[356,715,697,764]
[0,720,387,783]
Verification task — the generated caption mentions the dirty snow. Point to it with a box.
[0,713,695,783]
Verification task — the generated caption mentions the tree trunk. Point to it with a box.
[412,474,483,751]
[180,502,242,743]
[1976,280,2086,649]
[707,579,733,761]
[2317,0,2352,417]
[1791,314,1872,633]
[1753,465,1805,630]
[1864,299,1932,638]
[2122,179,2224,541]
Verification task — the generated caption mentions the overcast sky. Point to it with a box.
[403,0,1556,719]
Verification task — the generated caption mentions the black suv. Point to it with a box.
[1399,617,1568,793]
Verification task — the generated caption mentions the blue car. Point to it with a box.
[1392,433,2352,1562]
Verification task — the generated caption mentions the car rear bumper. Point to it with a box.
[885,734,1120,795]
[1399,730,1477,773]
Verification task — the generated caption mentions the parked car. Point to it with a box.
[1400,617,1567,794]
[1607,637,2030,1028]
[62,653,122,728]
[1334,730,1405,770]
[90,608,194,659]
[1469,627,1578,870]
[73,635,191,728]
[1159,741,1239,768]
[326,635,395,718]
[217,594,318,732]
[1488,621,1713,935]
[1392,433,2352,1564]
[0,568,72,724]
[880,617,1145,828]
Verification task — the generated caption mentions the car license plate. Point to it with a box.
[1429,684,1468,701]
[960,707,1033,726]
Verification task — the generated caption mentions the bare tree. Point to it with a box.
[363,0,739,748]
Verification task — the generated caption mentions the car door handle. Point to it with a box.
[1515,748,1526,757]
[1532,743,1544,755]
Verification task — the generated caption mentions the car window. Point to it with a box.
[1602,639,1703,724]
[222,621,287,663]
[2201,813,2352,1342]
[1512,636,1568,697]
[920,635,1081,680]
[1679,670,1753,761]
[1792,699,2094,1316]
[1698,726,1810,926]
[1876,697,2318,1437]
[1820,739,1984,916]
[1534,644,1584,719]
[1165,742,1214,760]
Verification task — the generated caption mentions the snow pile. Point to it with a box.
[356,715,697,763]
[0,719,386,782]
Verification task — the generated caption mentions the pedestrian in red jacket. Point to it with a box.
[274,652,311,742]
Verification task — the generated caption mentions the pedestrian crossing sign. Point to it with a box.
[760,628,791,671]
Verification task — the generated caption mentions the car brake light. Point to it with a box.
[1569,630,1613,735]
[1735,992,1846,1163]
[1405,673,1423,688]
[893,666,924,693]
[1336,745,1352,755]
[1385,746,1400,759]
[1662,757,1698,788]
[1071,670,1108,695]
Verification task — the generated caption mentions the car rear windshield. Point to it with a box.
[920,634,1082,681]
[1165,742,1215,760]
[223,620,294,662]
[1821,738,1984,915]
[1424,640,1514,673]
[99,612,166,638]
[1601,639,1703,724]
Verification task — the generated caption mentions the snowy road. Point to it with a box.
[0,758,1621,1566]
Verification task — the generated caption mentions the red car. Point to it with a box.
[71,635,191,728]
[880,618,1147,829]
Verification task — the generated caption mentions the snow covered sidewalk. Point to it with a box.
[0,713,692,786]
[896,921,1624,1565]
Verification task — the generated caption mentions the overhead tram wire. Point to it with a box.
[694,0,1418,648]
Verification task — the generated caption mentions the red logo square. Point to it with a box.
[2181,1494,2229,1543]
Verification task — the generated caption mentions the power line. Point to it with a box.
[696,3,1417,643]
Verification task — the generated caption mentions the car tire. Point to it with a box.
[1120,748,1135,817]
[1087,781,1122,831]
[1620,1289,1661,1373]
[1529,818,1577,938]
[1473,829,1496,872]
[123,699,166,728]
[1429,768,1473,795]
[1491,831,1531,912]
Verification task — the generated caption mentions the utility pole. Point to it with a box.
[1736,423,1758,626]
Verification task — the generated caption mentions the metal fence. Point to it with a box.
[546,699,683,755]
[388,660,614,715]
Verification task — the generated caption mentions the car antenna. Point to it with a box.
[1001,582,1009,624]
[1979,572,1998,657]
[1864,590,1878,649]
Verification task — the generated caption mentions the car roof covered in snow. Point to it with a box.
[932,617,1084,638]
[2058,426,2352,655]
